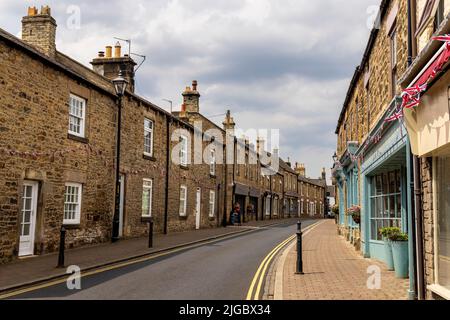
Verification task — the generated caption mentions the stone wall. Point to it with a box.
[421,157,435,299]
[0,38,117,263]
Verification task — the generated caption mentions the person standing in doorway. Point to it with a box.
[230,203,241,226]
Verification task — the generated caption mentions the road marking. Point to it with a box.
[246,221,321,300]
[0,228,262,300]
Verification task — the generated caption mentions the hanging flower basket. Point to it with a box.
[331,204,339,216]
[347,205,361,224]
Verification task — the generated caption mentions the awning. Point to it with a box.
[285,191,299,199]
[234,183,249,196]
[249,188,261,198]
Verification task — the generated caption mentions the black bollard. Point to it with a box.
[148,219,154,249]
[296,221,304,275]
[57,226,66,268]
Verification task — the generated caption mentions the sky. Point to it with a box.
[1,0,379,181]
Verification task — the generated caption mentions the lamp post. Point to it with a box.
[112,71,128,243]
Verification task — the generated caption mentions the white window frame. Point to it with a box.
[144,118,154,157]
[180,135,188,166]
[64,182,82,225]
[179,185,188,217]
[209,190,216,218]
[210,148,216,176]
[142,179,153,218]
[265,196,271,216]
[68,94,86,138]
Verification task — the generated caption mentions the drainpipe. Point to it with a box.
[406,139,417,300]
[163,115,171,235]
[408,0,425,300]
[222,143,228,227]
[413,156,425,300]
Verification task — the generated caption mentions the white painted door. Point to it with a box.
[195,188,201,230]
[19,181,38,257]
[119,175,125,237]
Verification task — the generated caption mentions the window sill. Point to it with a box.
[141,216,153,223]
[143,154,156,162]
[179,215,188,220]
[63,224,81,230]
[68,134,89,144]
[428,284,450,300]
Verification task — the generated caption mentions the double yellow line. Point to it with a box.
[246,234,296,300]
[246,222,321,300]
[0,229,258,300]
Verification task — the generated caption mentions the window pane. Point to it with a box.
[376,175,382,196]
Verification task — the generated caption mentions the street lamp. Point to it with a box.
[332,152,338,163]
[112,71,128,243]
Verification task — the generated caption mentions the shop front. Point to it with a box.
[333,142,360,243]
[357,98,412,265]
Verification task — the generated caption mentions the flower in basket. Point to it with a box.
[347,205,361,224]
[332,204,339,215]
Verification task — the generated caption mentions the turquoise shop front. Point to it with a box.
[357,102,412,264]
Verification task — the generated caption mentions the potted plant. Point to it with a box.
[347,206,361,224]
[379,227,397,271]
[390,231,409,279]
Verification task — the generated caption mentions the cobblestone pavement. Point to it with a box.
[281,220,410,300]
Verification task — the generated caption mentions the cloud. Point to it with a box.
[1,0,378,180]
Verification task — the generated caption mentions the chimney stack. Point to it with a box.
[295,163,306,177]
[257,137,266,155]
[223,110,236,133]
[322,167,326,180]
[22,6,57,58]
[182,80,201,113]
[91,42,137,92]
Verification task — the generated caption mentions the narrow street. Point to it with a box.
[10,220,316,300]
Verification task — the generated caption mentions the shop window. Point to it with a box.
[369,170,402,240]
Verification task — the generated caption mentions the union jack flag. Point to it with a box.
[385,111,403,123]
[432,35,450,43]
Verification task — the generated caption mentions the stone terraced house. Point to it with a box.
[0,6,327,264]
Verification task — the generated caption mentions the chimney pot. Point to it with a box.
[41,5,51,16]
[28,6,38,16]
[114,42,121,58]
[98,51,105,58]
[105,46,112,58]
[192,80,198,91]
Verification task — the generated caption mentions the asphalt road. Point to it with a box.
[13,220,315,300]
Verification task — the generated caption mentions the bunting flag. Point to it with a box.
[432,34,450,43]
[385,111,403,123]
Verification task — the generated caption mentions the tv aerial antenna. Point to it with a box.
[113,37,147,73]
